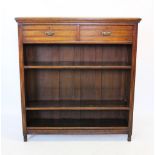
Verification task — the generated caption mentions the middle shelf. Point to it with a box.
[24,61,131,69]
[26,100,129,111]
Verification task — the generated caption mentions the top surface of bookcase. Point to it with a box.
[15,17,141,24]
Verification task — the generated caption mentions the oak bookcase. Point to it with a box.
[15,18,141,141]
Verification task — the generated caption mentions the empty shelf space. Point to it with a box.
[26,100,129,110]
[27,119,128,128]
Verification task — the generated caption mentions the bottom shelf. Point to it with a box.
[26,100,129,110]
[27,119,128,128]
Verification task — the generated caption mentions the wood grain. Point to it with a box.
[80,25,133,43]
[23,25,77,43]
[18,24,27,141]
[15,17,141,24]
[128,24,138,141]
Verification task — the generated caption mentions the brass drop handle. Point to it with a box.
[45,31,55,36]
[101,31,112,36]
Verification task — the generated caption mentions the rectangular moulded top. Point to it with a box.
[15,17,141,24]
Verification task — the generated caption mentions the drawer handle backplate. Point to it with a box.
[101,31,112,36]
[45,31,55,36]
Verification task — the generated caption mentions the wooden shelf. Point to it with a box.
[27,119,128,128]
[25,66,131,69]
[24,62,131,69]
[26,100,129,110]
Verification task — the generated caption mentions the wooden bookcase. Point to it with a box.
[15,18,141,141]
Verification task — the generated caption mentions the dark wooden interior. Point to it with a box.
[24,44,131,133]
[16,18,141,141]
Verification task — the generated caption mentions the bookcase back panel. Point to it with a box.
[24,44,132,66]
[25,70,130,101]
[27,110,128,119]
[27,110,129,127]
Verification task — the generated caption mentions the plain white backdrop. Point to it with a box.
[1,0,154,155]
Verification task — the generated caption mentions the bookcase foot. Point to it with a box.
[127,134,131,141]
[24,134,27,142]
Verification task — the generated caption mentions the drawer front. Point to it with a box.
[23,25,77,43]
[80,25,133,43]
